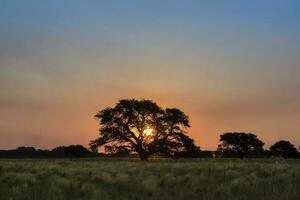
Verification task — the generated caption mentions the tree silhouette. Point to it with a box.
[90,99,200,160]
[0,145,90,158]
[270,140,299,159]
[52,145,90,157]
[218,132,264,158]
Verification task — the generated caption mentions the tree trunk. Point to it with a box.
[138,150,149,161]
[140,155,149,161]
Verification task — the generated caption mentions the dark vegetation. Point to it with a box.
[270,140,299,159]
[1,138,299,159]
[0,145,92,159]
[217,132,264,159]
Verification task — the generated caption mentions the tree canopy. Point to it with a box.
[218,132,264,158]
[90,99,200,160]
[270,140,299,159]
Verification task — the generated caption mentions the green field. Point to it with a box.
[0,159,299,200]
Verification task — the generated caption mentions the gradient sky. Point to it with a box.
[1,0,300,150]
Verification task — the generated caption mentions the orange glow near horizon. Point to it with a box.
[0,88,300,151]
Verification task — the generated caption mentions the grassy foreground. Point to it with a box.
[0,159,299,200]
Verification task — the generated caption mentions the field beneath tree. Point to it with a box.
[0,158,299,200]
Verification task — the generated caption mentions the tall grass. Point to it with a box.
[0,159,299,200]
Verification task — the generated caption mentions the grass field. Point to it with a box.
[0,159,299,200]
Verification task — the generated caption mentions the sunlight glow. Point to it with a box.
[143,127,154,136]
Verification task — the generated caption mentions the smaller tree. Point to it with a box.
[218,132,264,158]
[270,140,299,159]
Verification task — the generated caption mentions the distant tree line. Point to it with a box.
[0,145,92,159]
[0,135,299,159]
[217,132,299,159]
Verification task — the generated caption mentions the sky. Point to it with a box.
[0,0,300,150]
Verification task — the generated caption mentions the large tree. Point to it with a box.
[90,99,200,160]
[217,132,264,158]
[270,140,299,159]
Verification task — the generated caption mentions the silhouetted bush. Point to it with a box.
[52,145,90,157]
[270,140,299,159]
[0,145,90,158]
[217,132,264,158]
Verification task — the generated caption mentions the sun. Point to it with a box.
[143,127,154,136]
